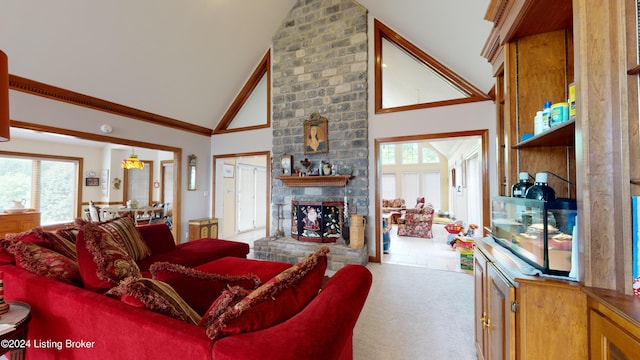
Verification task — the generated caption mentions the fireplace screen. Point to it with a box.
[291,200,344,243]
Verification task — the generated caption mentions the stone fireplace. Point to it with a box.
[255,0,369,270]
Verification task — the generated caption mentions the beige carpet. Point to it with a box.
[353,262,476,360]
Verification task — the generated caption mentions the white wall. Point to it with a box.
[366,16,497,258]
[6,91,212,243]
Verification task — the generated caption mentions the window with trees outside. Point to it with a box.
[0,153,80,225]
[401,143,419,164]
[381,144,396,165]
[422,147,440,163]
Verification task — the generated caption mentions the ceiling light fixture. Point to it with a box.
[121,149,145,170]
[0,50,10,142]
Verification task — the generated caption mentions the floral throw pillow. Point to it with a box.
[76,222,141,293]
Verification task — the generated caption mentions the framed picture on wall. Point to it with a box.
[304,112,329,155]
[85,177,100,186]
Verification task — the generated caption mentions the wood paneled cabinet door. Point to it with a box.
[590,310,640,359]
[475,250,516,360]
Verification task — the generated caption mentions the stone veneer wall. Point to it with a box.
[270,0,369,242]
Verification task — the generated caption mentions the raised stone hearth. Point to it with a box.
[254,237,368,271]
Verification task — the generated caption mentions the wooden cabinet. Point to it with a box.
[0,212,40,238]
[475,239,588,359]
[188,218,218,241]
[475,248,516,360]
[584,287,640,360]
[482,0,576,198]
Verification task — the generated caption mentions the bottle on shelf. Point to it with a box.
[534,111,543,135]
[541,101,552,132]
[511,172,533,198]
[525,172,556,201]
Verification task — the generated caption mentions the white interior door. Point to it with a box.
[237,165,255,232]
[162,162,173,204]
[254,167,267,228]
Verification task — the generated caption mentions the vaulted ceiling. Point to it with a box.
[0,0,493,131]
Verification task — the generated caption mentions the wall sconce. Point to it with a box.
[0,50,10,142]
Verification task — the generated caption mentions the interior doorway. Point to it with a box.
[375,130,490,268]
[213,152,271,240]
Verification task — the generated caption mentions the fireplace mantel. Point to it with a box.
[278,175,352,187]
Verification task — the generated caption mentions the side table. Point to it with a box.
[0,301,31,360]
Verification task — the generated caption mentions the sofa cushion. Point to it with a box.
[202,246,329,340]
[107,276,202,325]
[135,223,176,255]
[136,238,250,272]
[76,222,141,293]
[54,226,80,244]
[3,229,50,247]
[194,257,292,283]
[32,228,77,260]
[4,228,76,260]
[97,216,152,261]
[198,286,251,329]
[0,239,82,286]
[149,261,262,315]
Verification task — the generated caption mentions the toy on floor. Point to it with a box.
[448,223,479,249]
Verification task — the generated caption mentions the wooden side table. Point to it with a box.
[188,218,218,241]
[0,301,31,360]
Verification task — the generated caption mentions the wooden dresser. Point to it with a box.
[0,212,41,238]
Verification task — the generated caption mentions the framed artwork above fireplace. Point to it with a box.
[304,112,328,155]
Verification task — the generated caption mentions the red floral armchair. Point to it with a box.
[397,202,435,239]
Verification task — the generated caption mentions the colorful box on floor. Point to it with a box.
[459,250,474,270]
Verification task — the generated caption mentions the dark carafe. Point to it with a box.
[525,172,556,201]
[511,172,533,198]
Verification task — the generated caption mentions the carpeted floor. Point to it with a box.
[353,262,476,360]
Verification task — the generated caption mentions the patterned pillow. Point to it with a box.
[98,216,151,261]
[32,228,77,260]
[76,222,141,293]
[55,226,80,244]
[198,286,251,329]
[107,276,202,325]
[202,246,329,340]
[1,239,82,286]
[150,262,262,315]
[3,229,51,248]
[75,215,151,261]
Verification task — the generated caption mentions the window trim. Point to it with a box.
[374,19,490,114]
[0,150,83,222]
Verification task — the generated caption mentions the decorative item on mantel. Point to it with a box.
[300,158,316,176]
[321,160,332,176]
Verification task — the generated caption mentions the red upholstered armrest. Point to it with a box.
[212,265,372,360]
[136,223,177,255]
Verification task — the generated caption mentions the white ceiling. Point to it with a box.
[0,0,494,130]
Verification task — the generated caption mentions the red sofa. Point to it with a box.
[1,223,373,359]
